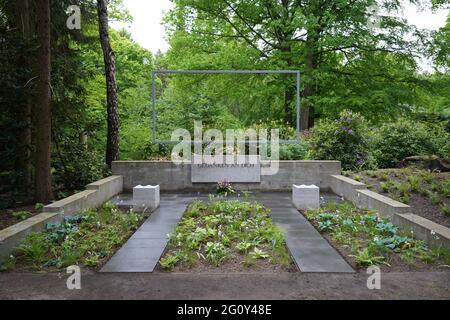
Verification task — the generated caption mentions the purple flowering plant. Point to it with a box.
[310,110,376,170]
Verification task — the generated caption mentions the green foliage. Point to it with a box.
[352,248,385,267]
[205,242,229,266]
[161,200,291,270]
[12,211,32,220]
[441,204,450,217]
[407,176,422,192]
[441,179,450,198]
[395,182,411,197]
[11,203,143,270]
[373,119,450,168]
[430,193,443,205]
[380,182,392,193]
[249,248,270,259]
[216,180,236,196]
[17,233,52,269]
[310,111,375,170]
[279,141,310,160]
[305,201,441,268]
[236,241,253,253]
[160,254,180,270]
[35,203,44,212]
[52,139,108,194]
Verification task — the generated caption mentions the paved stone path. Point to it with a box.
[253,193,354,273]
[101,194,202,273]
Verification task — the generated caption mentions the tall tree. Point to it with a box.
[15,0,33,194]
[166,0,440,129]
[97,0,120,168]
[35,0,52,202]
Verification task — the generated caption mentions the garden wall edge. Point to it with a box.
[0,175,123,262]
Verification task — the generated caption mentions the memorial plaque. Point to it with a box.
[191,156,261,183]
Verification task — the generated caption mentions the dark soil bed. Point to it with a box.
[346,169,450,228]
[0,206,42,231]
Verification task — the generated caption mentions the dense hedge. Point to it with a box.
[373,119,450,168]
[306,113,449,170]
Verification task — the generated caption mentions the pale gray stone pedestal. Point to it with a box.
[133,185,160,212]
[292,184,320,210]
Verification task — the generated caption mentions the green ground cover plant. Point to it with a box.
[160,200,293,271]
[1,203,143,271]
[349,169,450,224]
[305,201,449,269]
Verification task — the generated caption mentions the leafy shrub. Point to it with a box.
[279,140,310,160]
[52,138,108,195]
[309,110,376,170]
[373,119,450,168]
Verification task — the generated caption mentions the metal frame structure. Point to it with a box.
[151,70,301,144]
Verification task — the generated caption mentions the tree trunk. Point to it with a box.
[280,42,294,126]
[283,85,295,125]
[34,0,52,203]
[300,42,317,131]
[97,0,120,168]
[15,0,33,195]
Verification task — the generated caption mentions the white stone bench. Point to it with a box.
[293,184,320,210]
[133,185,160,212]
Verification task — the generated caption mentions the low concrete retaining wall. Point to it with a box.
[87,175,124,204]
[393,213,450,249]
[330,175,367,203]
[0,175,123,261]
[354,189,411,219]
[330,174,450,249]
[0,212,60,261]
[45,176,123,216]
[112,161,341,192]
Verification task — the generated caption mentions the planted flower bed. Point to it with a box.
[159,200,295,272]
[344,168,450,228]
[0,203,144,272]
[305,201,450,271]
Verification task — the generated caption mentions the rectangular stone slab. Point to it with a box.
[191,160,261,183]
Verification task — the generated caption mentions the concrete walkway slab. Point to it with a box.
[101,194,198,273]
[254,193,354,273]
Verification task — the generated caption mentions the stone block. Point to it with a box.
[133,185,160,212]
[293,184,320,210]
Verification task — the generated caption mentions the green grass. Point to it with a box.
[160,200,292,270]
[1,203,143,271]
[305,201,442,268]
